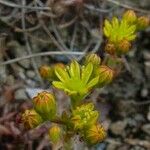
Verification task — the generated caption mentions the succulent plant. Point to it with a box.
[96,65,114,87]
[53,60,99,107]
[48,124,62,143]
[104,17,136,43]
[20,9,149,149]
[137,16,149,30]
[123,10,137,24]
[33,91,57,120]
[70,103,99,130]
[85,53,101,66]
[21,109,43,129]
[83,123,106,145]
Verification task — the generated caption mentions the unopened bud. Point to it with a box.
[39,65,52,79]
[105,42,116,55]
[84,124,106,145]
[97,65,114,87]
[117,40,131,54]
[123,10,137,24]
[33,91,56,121]
[85,53,101,66]
[53,63,65,70]
[137,16,149,30]
[21,109,43,129]
[48,125,62,143]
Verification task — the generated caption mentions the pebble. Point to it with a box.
[15,88,28,100]
[8,41,31,69]
[140,88,148,98]
[143,51,150,60]
[110,121,127,136]
[26,70,36,79]
[147,106,150,121]
[0,65,6,84]
[141,124,150,135]
[106,143,118,150]
[144,61,150,80]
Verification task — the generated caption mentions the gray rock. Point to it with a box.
[15,88,27,100]
[110,121,127,136]
[26,70,36,79]
[144,61,150,79]
[8,41,30,69]
[140,88,148,98]
[141,124,150,135]
[143,51,150,60]
[148,106,150,121]
[106,143,118,150]
[0,65,6,84]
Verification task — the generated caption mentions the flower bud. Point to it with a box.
[21,109,43,129]
[97,65,114,87]
[48,125,62,143]
[33,91,57,121]
[84,124,106,145]
[52,63,66,80]
[53,63,65,69]
[137,16,149,30]
[123,10,137,24]
[105,42,116,55]
[85,53,101,66]
[39,65,53,79]
[71,103,99,130]
[117,40,131,54]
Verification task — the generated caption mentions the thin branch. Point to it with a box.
[0,51,85,66]
[70,24,77,51]
[0,0,51,10]
[106,0,150,14]
[21,0,43,85]
[77,39,93,61]
[84,4,114,13]
[50,19,69,52]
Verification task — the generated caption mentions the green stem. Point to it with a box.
[70,94,85,109]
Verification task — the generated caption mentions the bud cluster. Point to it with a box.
[20,9,149,148]
[71,103,99,130]
[52,54,114,108]
[69,103,106,145]
[21,54,109,146]
[104,10,149,55]
[21,91,57,128]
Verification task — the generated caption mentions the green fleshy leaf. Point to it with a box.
[104,27,110,37]
[87,76,99,89]
[52,81,65,89]
[82,63,93,85]
[55,67,69,82]
[112,17,119,29]
[69,60,80,79]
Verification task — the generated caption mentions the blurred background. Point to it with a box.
[0,0,150,149]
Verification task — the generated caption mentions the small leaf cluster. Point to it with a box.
[104,10,149,55]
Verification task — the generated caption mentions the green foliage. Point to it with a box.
[70,103,99,130]
[48,125,62,143]
[33,91,57,120]
[21,10,149,148]
[53,60,99,107]
[104,10,149,55]
[21,109,43,129]
[83,123,107,145]
[104,17,136,43]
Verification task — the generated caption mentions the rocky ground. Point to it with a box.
[0,0,150,150]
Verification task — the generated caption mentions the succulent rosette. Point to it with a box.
[53,60,99,107]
